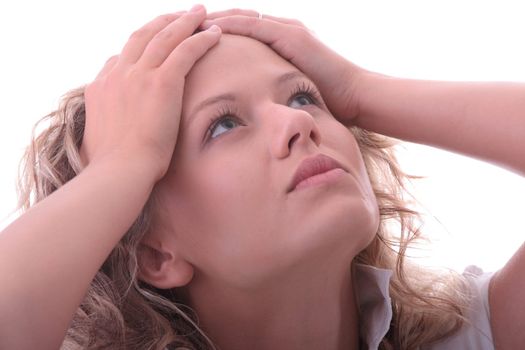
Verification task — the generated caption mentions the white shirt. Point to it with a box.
[355,264,495,349]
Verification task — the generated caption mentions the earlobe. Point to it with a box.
[137,239,194,289]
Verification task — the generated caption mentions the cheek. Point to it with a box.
[197,155,265,209]
[324,122,381,237]
[164,153,273,260]
[332,124,372,187]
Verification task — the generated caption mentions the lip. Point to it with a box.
[287,154,348,193]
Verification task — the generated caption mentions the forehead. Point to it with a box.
[183,34,298,101]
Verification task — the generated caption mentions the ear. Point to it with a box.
[137,235,194,289]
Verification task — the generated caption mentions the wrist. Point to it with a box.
[332,60,371,124]
[350,70,392,129]
[85,152,161,188]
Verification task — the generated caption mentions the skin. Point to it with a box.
[203,9,525,349]
[0,7,224,349]
[2,5,522,350]
[139,34,380,350]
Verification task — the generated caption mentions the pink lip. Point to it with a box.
[287,154,347,193]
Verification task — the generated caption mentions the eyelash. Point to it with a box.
[205,81,323,142]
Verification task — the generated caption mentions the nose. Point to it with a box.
[268,105,322,159]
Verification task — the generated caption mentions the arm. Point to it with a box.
[203,10,525,347]
[489,243,525,349]
[351,70,525,349]
[0,158,156,350]
[204,12,525,176]
[0,6,220,349]
[356,72,525,176]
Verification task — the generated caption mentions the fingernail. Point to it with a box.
[190,4,204,13]
[208,25,221,32]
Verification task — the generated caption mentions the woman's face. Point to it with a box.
[155,34,379,289]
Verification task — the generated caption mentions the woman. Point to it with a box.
[0,5,523,349]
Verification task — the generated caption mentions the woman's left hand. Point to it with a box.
[202,9,367,124]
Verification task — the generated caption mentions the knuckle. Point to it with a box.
[246,9,260,17]
[105,55,119,65]
[294,26,311,39]
[130,14,178,41]
[154,28,175,41]
[125,66,144,81]
[224,8,254,17]
[177,39,201,59]
[129,27,149,41]
[152,68,179,90]
[84,81,100,101]
[244,16,259,26]
[291,19,305,27]
[156,13,177,24]
[229,8,245,15]
[84,82,94,97]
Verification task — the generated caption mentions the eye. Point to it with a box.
[206,105,243,141]
[289,94,315,108]
[204,81,322,144]
[287,81,322,109]
[209,116,241,139]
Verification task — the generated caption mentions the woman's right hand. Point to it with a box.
[81,5,221,183]
[202,10,367,125]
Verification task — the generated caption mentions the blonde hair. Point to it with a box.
[16,86,470,349]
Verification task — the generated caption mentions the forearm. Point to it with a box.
[355,72,525,175]
[0,158,156,350]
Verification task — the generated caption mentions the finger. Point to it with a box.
[95,55,119,79]
[207,9,305,27]
[254,14,305,27]
[201,16,293,49]
[138,5,207,68]
[119,12,186,64]
[207,8,259,20]
[200,16,320,70]
[159,25,222,84]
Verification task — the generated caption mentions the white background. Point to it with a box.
[0,0,523,272]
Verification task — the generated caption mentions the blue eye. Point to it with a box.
[288,81,322,109]
[289,94,315,108]
[209,116,241,139]
[206,105,243,141]
[205,81,322,143]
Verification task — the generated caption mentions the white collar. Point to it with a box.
[354,264,393,349]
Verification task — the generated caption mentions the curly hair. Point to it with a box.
[15,86,470,350]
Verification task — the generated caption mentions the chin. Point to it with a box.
[294,196,380,264]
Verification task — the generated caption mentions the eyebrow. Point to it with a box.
[187,70,308,121]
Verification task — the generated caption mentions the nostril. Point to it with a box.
[311,129,321,147]
[288,133,300,150]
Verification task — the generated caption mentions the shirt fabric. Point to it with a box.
[355,264,495,350]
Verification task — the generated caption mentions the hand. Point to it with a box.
[202,9,366,124]
[80,5,221,182]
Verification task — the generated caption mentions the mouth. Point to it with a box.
[287,154,348,193]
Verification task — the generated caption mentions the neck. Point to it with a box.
[183,263,360,350]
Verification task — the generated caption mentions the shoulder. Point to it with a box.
[489,242,525,348]
[425,265,495,350]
